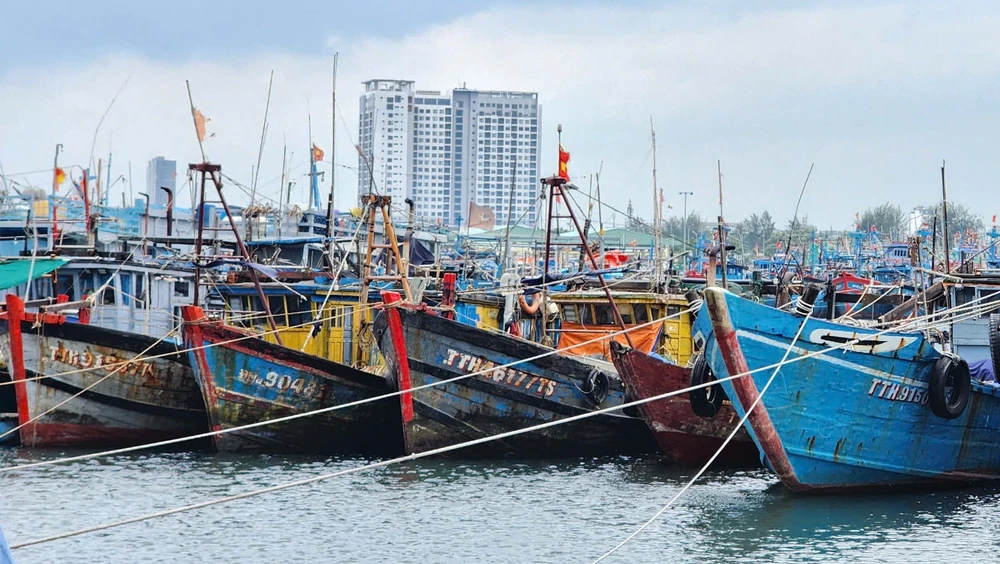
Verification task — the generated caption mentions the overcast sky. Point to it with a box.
[1,0,997,229]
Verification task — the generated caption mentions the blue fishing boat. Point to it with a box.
[181,305,403,454]
[693,286,1000,491]
[373,292,656,456]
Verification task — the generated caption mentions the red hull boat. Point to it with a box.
[609,342,759,467]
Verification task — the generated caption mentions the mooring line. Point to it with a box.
[6,354,802,551]
[591,306,815,563]
[11,292,998,550]
[0,307,693,474]
[0,322,184,442]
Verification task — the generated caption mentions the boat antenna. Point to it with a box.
[250,70,274,207]
[941,160,951,275]
[651,118,661,287]
[779,162,815,277]
[717,159,727,286]
[501,154,517,274]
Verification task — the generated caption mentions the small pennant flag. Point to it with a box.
[193,108,211,142]
[72,170,89,199]
[558,143,570,181]
[312,144,325,162]
[54,167,66,187]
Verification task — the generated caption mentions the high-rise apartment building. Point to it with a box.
[358,80,541,228]
[145,156,176,207]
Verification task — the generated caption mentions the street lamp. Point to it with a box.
[679,191,693,251]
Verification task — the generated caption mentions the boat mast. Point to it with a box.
[650,118,661,288]
[941,160,951,275]
[501,154,517,275]
[329,53,338,235]
[717,159,727,287]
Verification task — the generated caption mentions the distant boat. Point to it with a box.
[2,295,206,448]
[374,293,657,456]
[181,305,403,454]
[696,286,1000,491]
[609,341,759,467]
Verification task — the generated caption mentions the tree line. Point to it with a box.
[624,200,987,256]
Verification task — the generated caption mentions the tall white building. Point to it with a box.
[145,156,177,207]
[358,80,413,204]
[358,80,541,228]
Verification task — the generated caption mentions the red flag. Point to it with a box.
[54,167,66,187]
[312,144,325,162]
[558,144,570,181]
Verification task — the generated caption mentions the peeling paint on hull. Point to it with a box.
[375,306,658,457]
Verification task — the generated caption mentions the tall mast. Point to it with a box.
[278,143,287,238]
[941,160,951,275]
[330,53,338,232]
[308,114,316,209]
[717,159,727,287]
[650,117,660,287]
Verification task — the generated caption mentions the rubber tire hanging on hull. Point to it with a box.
[580,368,611,406]
[689,354,724,418]
[928,355,971,420]
[989,313,1000,379]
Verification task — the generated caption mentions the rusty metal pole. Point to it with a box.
[554,177,634,347]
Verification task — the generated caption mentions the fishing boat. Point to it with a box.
[181,305,403,454]
[609,341,759,466]
[2,295,207,447]
[374,292,657,456]
[696,285,1000,491]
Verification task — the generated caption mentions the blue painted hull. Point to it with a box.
[374,306,657,457]
[694,288,1000,491]
[182,308,403,454]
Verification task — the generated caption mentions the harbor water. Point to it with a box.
[2,450,998,563]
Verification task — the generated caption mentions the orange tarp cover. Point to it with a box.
[557,322,662,361]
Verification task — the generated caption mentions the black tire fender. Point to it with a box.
[582,368,611,406]
[690,353,724,418]
[929,354,971,420]
[989,313,1000,380]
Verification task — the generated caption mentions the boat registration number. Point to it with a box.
[236,368,320,397]
[868,378,929,405]
[442,349,557,397]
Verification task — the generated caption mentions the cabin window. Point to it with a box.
[287,297,311,327]
[580,304,594,325]
[56,275,75,301]
[619,305,634,325]
[649,306,662,320]
[174,281,190,298]
[634,304,650,324]
[667,305,682,318]
[136,275,147,309]
[268,296,289,325]
[594,305,616,325]
[120,275,131,306]
[562,304,578,323]
[99,285,116,305]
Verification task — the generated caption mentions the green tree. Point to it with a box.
[859,202,906,240]
[918,202,984,240]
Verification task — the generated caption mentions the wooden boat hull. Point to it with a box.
[181,307,403,454]
[374,304,658,457]
[697,287,1000,491]
[2,318,207,448]
[609,342,759,467]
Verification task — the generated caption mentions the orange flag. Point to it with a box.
[193,108,210,142]
[468,201,495,230]
[558,144,570,181]
[312,144,325,162]
[54,167,66,187]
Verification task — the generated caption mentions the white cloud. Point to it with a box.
[1,1,998,228]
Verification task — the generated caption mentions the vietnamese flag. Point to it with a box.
[54,167,66,187]
[558,144,570,181]
[312,144,325,163]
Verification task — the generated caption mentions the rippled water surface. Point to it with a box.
[1,449,999,563]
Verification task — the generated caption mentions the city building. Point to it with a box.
[145,156,176,208]
[358,80,541,228]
